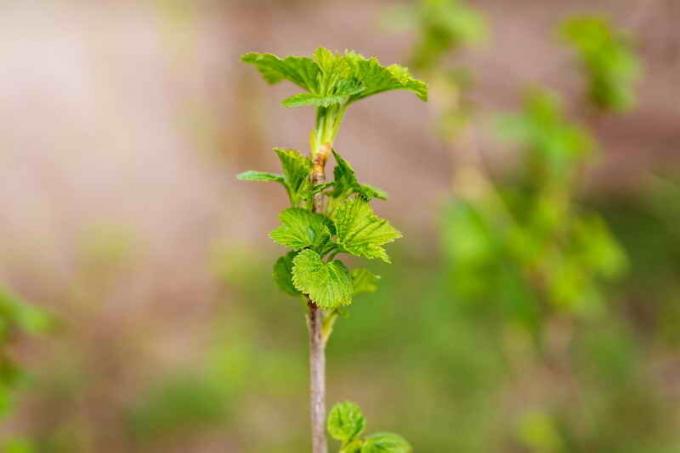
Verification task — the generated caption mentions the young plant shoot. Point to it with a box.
[327,401,411,453]
[239,48,426,452]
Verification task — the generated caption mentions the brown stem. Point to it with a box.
[308,143,330,453]
[308,301,327,453]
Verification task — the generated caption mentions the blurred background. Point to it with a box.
[1,0,679,451]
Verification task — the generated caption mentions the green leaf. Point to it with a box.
[332,198,402,263]
[332,151,388,201]
[270,208,331,251]
[236,171,284,184]
[241,52,320,91]
[327,401,366,443]
[332,151,357,197]
[361,433,412,453]
[345,53,427,102]
[274,148,312,205]
[242,48,427,108]
[292,250,353,309]
[273,252,301,296]
[283,77,365,108]
[351,269,380,296]
[357,184,388,201]
[237,149,311,205]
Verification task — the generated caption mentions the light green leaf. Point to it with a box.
[270,208,331,251]
[351,269,380,296]
[327,401,366,443]
[241,52,320,91]
[292,250,353,309]
[274,148,312,205]
[332,151,388,201]
[282,80,364,108]
[237,149,311,205]
[242,48,427,108]
[332,151,358,197]
[332,198,402,263]
[273,252,301,296]
[315,47,426,103]
[357,184,388,201]
[345,53,427,102]
[361,432,412,453]
[236,171,284,184]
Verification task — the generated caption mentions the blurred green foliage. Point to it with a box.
[128,373,231,442]
[411,0,485,71]
[395,2,677,451]
[444,90,627,338]
[517,410,563,453]
[385,0,486,72]
[0,289,49,415]
[560,16,641,112]
[124,247,309,450]
[496,91,595,182]
[597,177,680,346]
[2,438,34,453]
[0,288,49,453]
[386,0,486,140]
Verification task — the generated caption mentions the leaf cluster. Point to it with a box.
[386,0,486,141]
[327,401,411,453]
[239,149,398,310]
[242,48,427,109]
[560,16,641,112]
[242,48,426,149]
